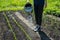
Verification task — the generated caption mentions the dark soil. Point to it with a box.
[0,13,14,40]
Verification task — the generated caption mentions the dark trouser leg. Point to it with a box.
[34,5,44,26]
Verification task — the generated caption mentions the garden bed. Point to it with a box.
[42,15,60,40]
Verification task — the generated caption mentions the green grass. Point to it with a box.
[0,7,24,11]
[44,0,60,15]
[0,0,33,11]
[0,0,60,16]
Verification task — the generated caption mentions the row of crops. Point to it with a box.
[0,0,33,11]
[3,12,32,40]
[0,0,60,17]
[3,13,17,40]
[44,0,60,17]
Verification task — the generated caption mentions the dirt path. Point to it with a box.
[15,12,35,30]
[14,12,40,40]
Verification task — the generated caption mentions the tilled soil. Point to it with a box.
[5,12,28,40]
[42,15,60,40]
[0,11,30,40]
[0,13,14,40]
[9,19,27,40]
[13,12,41,40]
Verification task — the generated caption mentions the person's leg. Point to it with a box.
[34,5,38,24]
[34,0,44,31]
[37,5,44,25]
[34,5,44,26]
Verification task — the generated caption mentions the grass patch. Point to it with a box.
[0,0,33,11]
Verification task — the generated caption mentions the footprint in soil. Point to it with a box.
[3,30,14,40]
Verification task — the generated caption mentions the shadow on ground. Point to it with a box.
[38,31,51,40]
